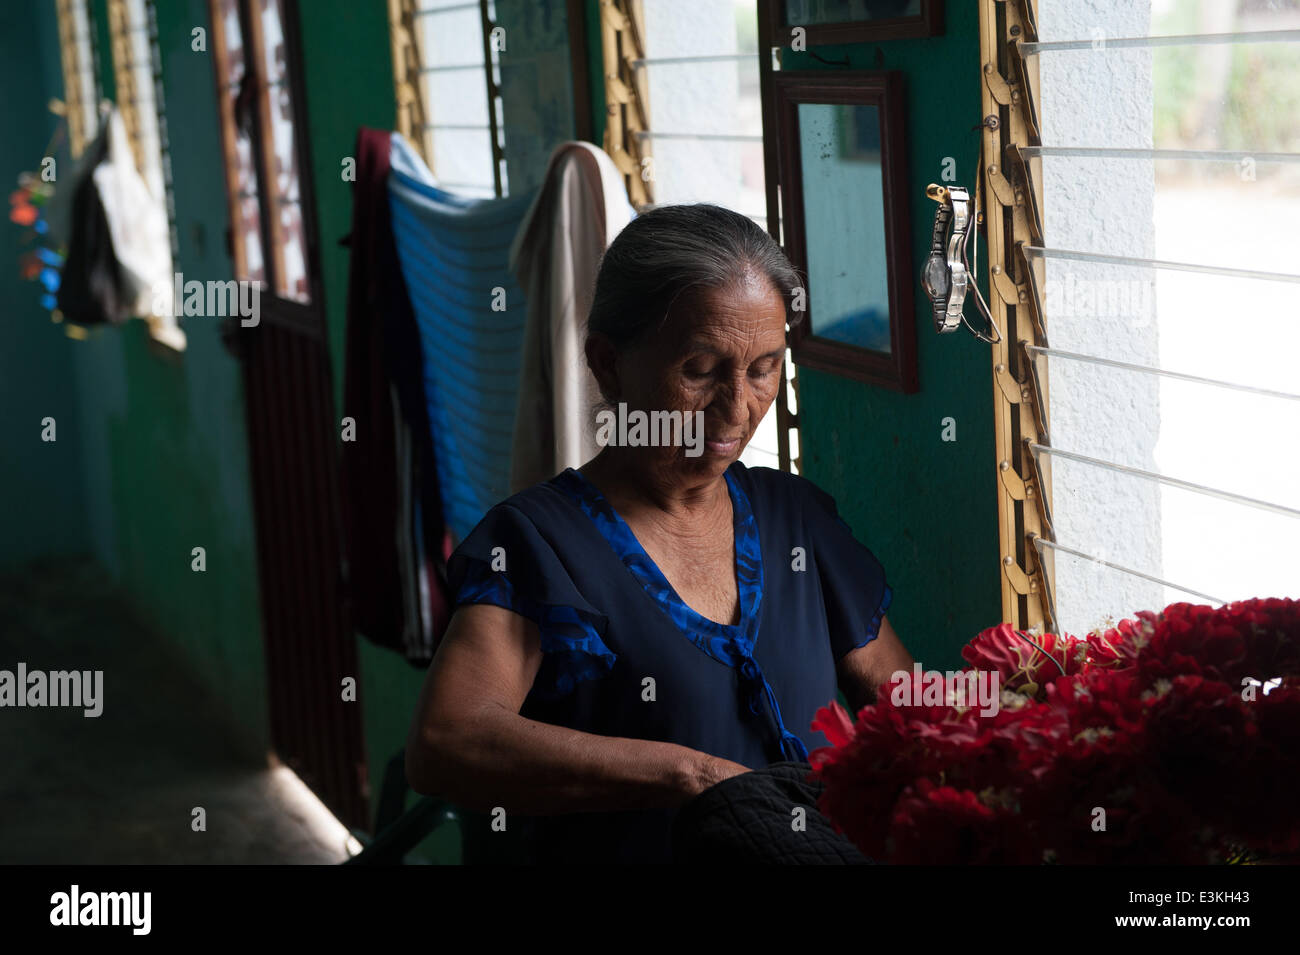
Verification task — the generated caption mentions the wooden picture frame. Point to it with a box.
[770,71,918,392]
[764,0,944,47]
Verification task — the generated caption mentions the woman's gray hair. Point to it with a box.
[586,203,801,350]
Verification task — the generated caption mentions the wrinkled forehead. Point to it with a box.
[659,274,788,347]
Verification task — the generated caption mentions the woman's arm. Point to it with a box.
[834,615,914,713]
[405,603,751,814]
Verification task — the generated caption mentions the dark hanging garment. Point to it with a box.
[340,126,451,668]
[56,126,131,328]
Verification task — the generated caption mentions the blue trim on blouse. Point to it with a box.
[870,585,894,646]
[454,569,617,699]
[552,466,810,763]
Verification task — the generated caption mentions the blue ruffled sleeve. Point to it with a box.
[446,502,616,700]
[803,482,892,660]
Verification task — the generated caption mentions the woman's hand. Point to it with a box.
[407,602,756,815]
[682,754,752,803]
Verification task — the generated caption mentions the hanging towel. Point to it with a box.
[92,107,184,351]
[56,123,129,329]
[507,142,635,493]
[340,127,451,668]
[388,133,540,544]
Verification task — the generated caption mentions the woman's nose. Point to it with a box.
[715,373,749,425]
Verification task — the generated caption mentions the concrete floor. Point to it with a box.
[0,558,349,864]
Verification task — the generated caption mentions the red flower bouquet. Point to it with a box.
[809,598,1300,864]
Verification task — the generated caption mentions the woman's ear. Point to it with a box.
[584,332,621,404]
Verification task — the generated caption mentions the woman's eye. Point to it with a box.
[683,365,712,379]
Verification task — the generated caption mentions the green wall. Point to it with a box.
[15,0,271,759]
[295,0,396,415]
[785,2,1000,669]
[0,0,91,567]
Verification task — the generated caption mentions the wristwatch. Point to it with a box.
[921,183,971,334]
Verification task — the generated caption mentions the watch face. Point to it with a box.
[922,252,949,303]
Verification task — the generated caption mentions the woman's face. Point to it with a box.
[614,266,788,481]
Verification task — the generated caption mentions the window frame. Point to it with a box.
[983,0,1300,633]
[763,0,945,46]
[209,0,324,336]
[387,0,508,197]
[107,0,188,351]
[55,0,101,160]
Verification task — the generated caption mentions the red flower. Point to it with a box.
[810,699,856,749]
[1230,597,1300,684]
[1234,682,1300,854]
[886,781,1036,864]
[1139,602,1249,685]
[1086,615,1148,669]
[1140,675,1255,834]
[962,623,1086,700]
[813,598,1300,864]
[1047,666,1152,744]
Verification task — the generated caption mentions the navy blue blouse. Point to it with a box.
[445,461,891,863]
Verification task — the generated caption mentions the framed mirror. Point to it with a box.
[765,0,944,46]
[771,71,917,392]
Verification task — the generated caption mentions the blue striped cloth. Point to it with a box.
[388,134,540,544]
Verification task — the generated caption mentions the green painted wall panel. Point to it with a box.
[785,3,1000,670]
[21,0,273,756]
[294,0,395,415]
[0,0,92,567]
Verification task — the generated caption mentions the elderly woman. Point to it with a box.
[406,203,913,863]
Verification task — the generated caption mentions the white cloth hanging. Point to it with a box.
[93,107,184,351]
[507,141,634,491]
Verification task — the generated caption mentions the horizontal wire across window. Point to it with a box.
[1012,5,1300,628]
[415,1,479,17]
[1024,345,1300,402]
[419,63,482,73]
[1032,536,1226,606]
[1020,145,1300,165]
[1027,443,1300,521]
[1020,29,1300,54]
[633,131,763,142]
[1022,245,1300,284]
[631,53,756,67]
